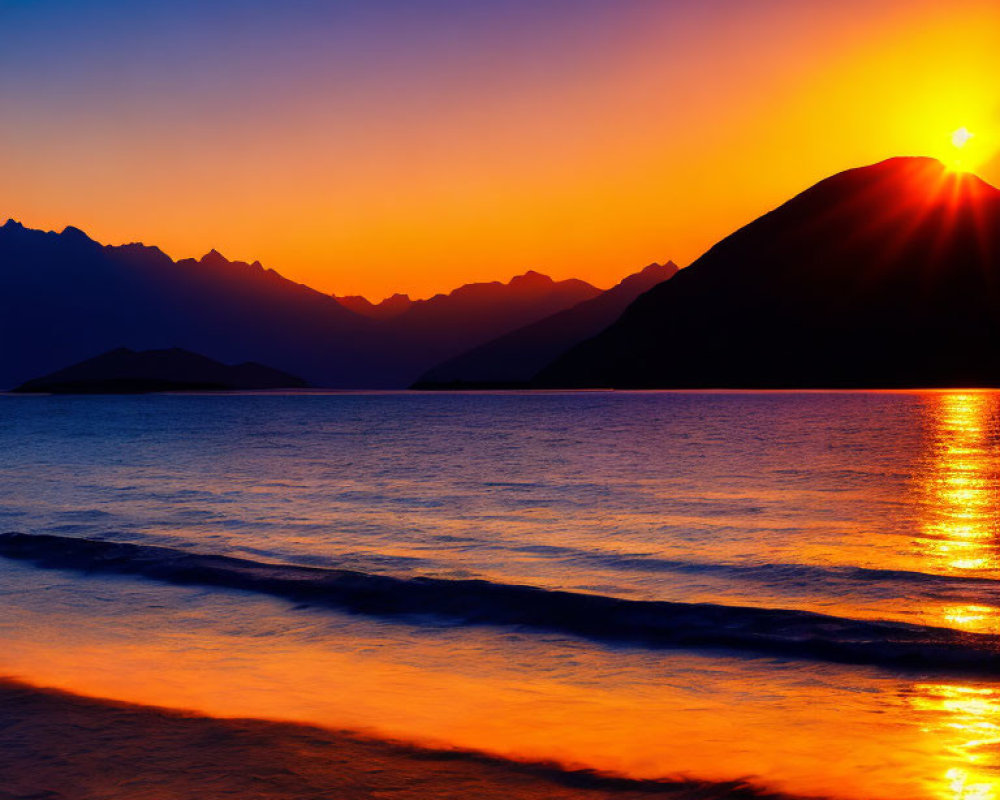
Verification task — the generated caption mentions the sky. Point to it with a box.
[2,0,999,299]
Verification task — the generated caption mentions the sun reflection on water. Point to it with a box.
[911,393,1000,800]
[917,393,1000,576]
[941,605,1000,636]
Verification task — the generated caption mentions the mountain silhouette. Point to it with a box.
[413,262,677,388]
[0,222,611,389]
[535,157,1000,388]
[13,347,307,393]
[0,221,383,389]
[334,293,414,320]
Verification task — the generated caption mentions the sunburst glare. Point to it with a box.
[945,125,992,172]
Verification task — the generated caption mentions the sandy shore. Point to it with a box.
[0,678,801,800]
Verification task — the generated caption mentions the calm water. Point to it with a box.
[1,391,998,799]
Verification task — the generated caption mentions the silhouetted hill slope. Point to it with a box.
[334,293,413,320]
[414,263,677,387]
[13,348,306,393]
[535,158,1000,388]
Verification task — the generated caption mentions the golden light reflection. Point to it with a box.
[941,605,1000,635]
[916,393,1000,577]
[0,609,975,800]
[908,683,1000,800]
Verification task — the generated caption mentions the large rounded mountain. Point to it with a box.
[535,157,1000,388]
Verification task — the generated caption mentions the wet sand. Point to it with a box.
[0,679,799,800]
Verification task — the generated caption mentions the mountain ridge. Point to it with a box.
[0,220,639,389]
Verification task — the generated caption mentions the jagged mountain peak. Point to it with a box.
[200,249,229,266]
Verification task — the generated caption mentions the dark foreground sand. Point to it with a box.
[0,679,802,800]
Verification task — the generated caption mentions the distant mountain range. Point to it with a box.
[14,347,306,393]
[413,262,676,387]
[0,222,370,389]
[0,220,647,389]
[536,157,1000,388]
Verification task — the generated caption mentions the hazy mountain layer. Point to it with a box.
[415,263,676,387]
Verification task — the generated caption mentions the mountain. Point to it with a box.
[376,270,602,385]
[334,293,413,320]
[0,222,609,389]
[413,262,677,388]
[13,347,307,393]
[0,221,385,389]
[535,157,1000,388]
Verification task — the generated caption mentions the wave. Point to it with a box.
[539,546,1000,589]
[2,532,999,674]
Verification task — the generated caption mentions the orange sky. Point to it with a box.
[3,0,999,299]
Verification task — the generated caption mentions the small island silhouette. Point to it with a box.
[12,347,307,394]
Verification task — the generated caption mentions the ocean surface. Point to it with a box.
[1,391,998,799]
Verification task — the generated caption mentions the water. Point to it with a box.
[1,391,998,799]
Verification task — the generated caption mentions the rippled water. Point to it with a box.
[1,391,998,799]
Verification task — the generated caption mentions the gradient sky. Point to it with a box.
[2,0,999,299]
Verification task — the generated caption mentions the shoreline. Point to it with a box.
[0,678,805,800]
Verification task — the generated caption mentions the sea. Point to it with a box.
[1,391,998,800]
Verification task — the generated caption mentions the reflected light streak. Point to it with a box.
[910,394,1000,799]
[917,393,1000,576]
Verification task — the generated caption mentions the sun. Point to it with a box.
[945,127,982,172]
[951,127,974,149]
